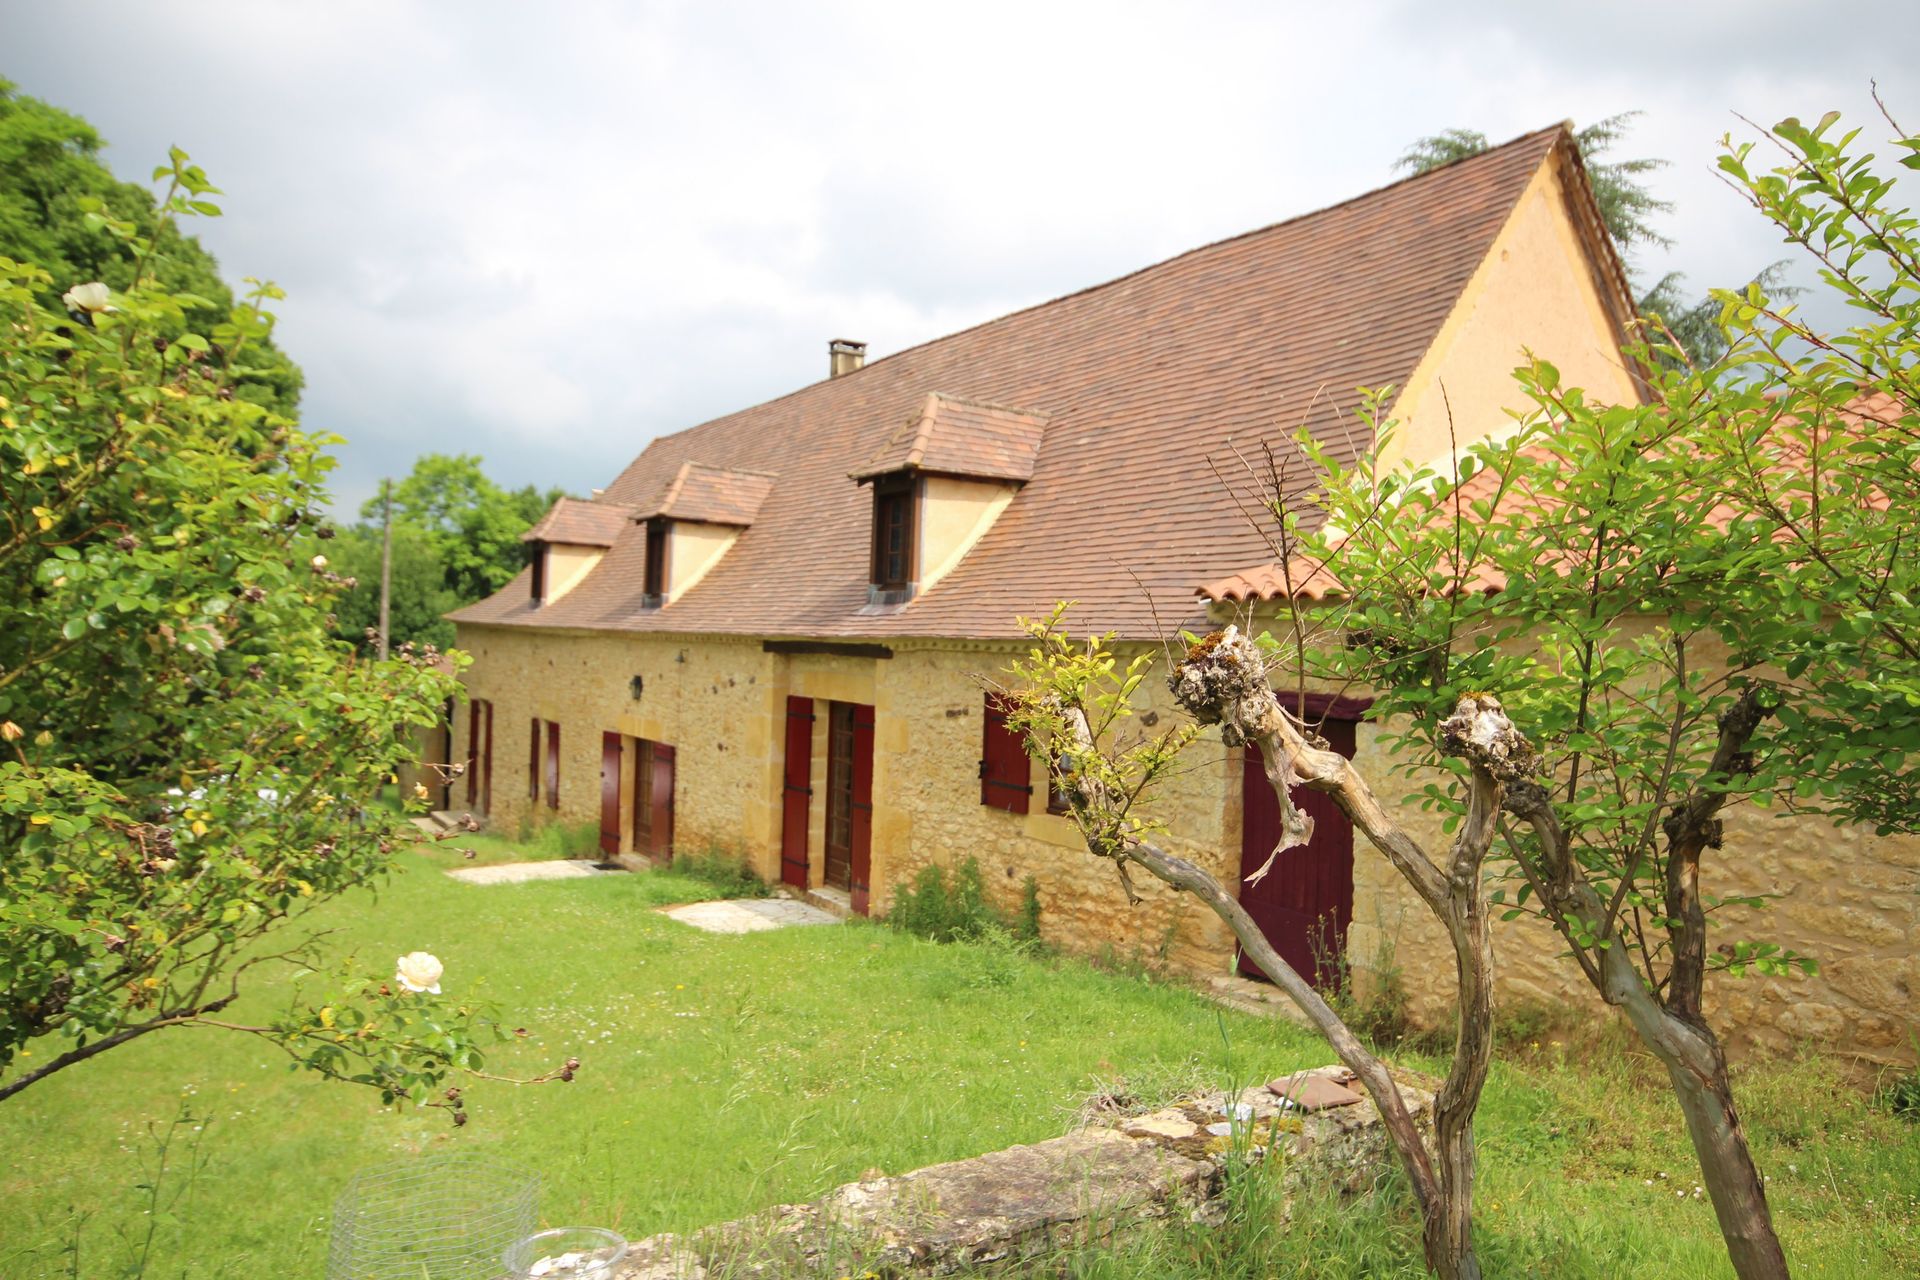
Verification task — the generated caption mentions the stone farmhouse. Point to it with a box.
[448,124,1915,1062]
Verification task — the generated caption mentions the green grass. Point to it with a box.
[1,850,1914,1278]
[0,853,1321,1278]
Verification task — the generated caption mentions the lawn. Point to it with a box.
[1,841,1915,1279]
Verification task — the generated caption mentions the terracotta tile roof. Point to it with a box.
[1197,392,1907,604]
[637,462,778,526]
[519,497,634,547]
[453,124,1585,641]
[850,393,1050,483]
[1198,558,1349,604]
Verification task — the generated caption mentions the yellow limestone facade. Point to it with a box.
[450,141,1913,1065]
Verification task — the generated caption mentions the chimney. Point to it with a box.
[829,338,867,379]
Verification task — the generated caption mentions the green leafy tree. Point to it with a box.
[1015,109,1920,1279]
[1396,111,1792,366]
[0,148,569,1119]
[363,453,565,604]
[323,522,459,652]
[0,77,303,413]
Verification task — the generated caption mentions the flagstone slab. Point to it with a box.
[445,860,610,885]
[660,898,843,934]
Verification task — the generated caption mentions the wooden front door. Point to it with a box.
[781,697,814,888]
[822,702,874,913]
[849,703,874,916]
[598,731,622,857]
[1238,720,1356,989]
[648,743,675,862]
[631,739,651,853]
[824,704,854,893]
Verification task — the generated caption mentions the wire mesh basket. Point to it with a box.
[327,1152,541,1280]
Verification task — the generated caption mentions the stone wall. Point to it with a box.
[1350,711,1920,1064]
[455,624,1918,1064]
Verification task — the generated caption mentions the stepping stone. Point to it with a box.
[661,898,843,934]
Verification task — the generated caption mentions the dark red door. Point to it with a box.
[781,697,813,888]
[466,701,480,805]
[649,743,675,862]
[824,704,854,893]
[545,722,561,809]
[1238,721,1356,989]
[849,703,874,916]
[481,700,494,814]
[599,731,622,857]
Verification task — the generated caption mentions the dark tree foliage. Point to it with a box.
[325,454,567,651]
[0,78,304,413]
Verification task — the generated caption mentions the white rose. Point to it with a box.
[394,951,443,994]
[61,282,114,314]
[310,554,328,570]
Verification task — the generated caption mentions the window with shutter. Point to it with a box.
[545,721,561,810]
[642,519,668,608]
[979,693,1032,814]
[869,476,917,595]
[528,718,542,802]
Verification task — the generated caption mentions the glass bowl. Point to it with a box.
[503,1226,628,1279]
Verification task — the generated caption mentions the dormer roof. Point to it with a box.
[850,392,1049,484]
[520,497,633,547]
[636,462,777,527]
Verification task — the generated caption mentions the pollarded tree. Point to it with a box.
[0,149,569,1121]
[1008,620,1527,1280]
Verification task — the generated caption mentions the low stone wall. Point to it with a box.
[611,1065,1432,1278]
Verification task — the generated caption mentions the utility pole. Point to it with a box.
[378,478,392,661]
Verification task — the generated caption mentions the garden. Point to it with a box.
[1,839,1914,1278]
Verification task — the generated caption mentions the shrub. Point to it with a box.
[888,857,1001,943]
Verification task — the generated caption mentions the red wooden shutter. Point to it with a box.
[599,731,622,856]
[780,697,813,888]
[465,701,480,805]
[849,704,874,916]
[979,694,1032,814]
[528,719,541,802]
[649,743,675,861]
[545,721,561,810]
[481,700,495,813]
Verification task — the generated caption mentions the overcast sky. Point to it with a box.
[8,1,1917,515]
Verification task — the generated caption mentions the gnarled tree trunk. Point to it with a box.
[1042,627,1540,1279]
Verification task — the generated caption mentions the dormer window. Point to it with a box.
[520,497,632,608]
[870,476,918,598]
[529,541,549,606]
[642,519,669,608]
[848,393,1049,612]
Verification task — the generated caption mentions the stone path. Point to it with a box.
[445,859,614,885]
[660,898,843,934]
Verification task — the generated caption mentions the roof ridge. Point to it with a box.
[626,123,1570,458]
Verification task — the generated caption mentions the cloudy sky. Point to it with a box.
[9,1,1916,514]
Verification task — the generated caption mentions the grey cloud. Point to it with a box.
[6,0,1916,516]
